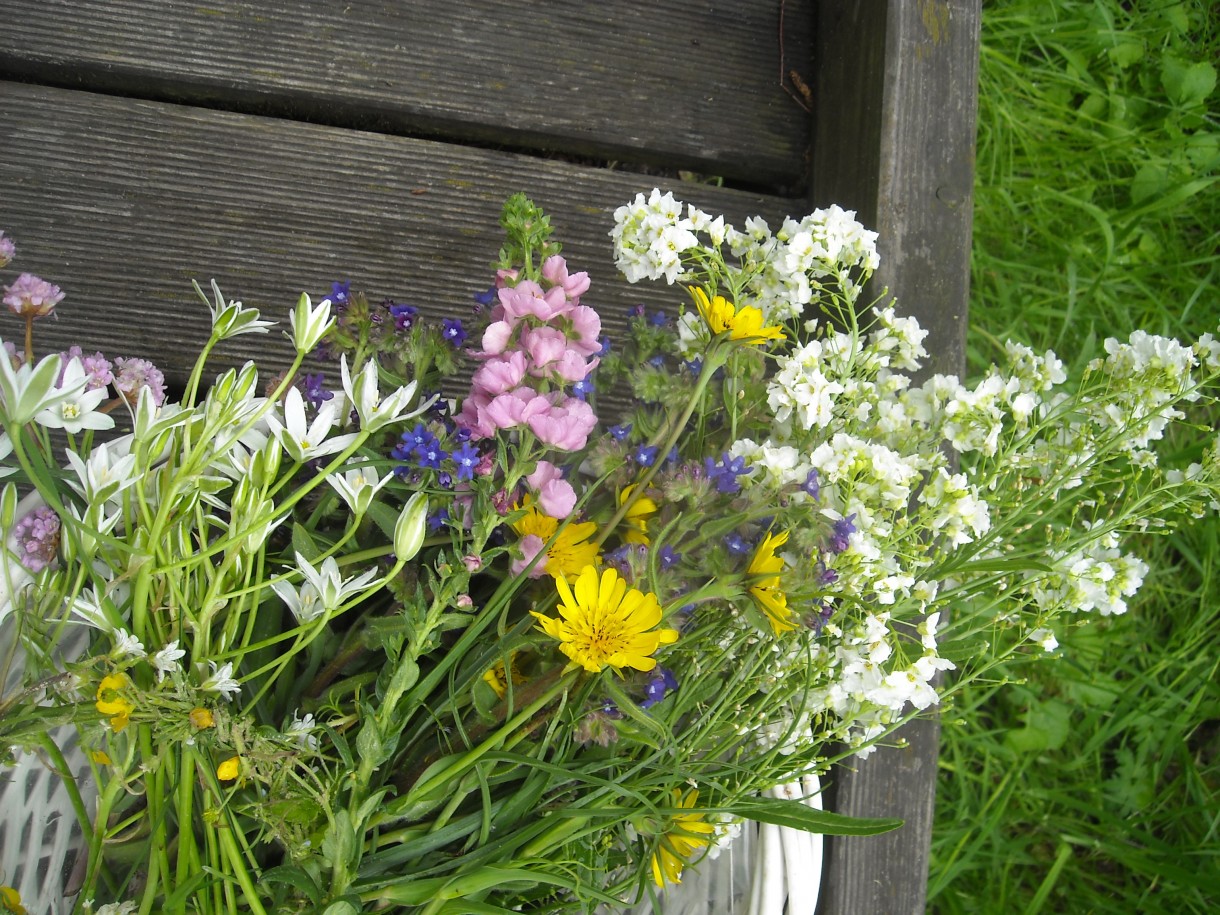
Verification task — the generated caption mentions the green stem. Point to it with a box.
[595,342,732,547]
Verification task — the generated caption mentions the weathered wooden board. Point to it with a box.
[0,0,814,190]
[0,81,804,408]
[812,2,981,913]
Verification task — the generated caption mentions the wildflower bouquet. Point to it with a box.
[1,189,1218,915]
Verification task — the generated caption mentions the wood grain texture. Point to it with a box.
[814,2,980,913]
[0,0,814,190]
[0,81,804,413]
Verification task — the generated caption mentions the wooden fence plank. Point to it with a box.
[0,81,803,414]
[812,2,981,913]
[0,0,813,190]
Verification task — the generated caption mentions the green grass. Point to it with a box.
[929,1,1220,912]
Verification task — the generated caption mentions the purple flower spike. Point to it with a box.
[802,469,821,500]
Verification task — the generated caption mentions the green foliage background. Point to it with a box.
[929,2,1219,912]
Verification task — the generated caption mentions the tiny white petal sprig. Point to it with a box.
[64,441,139,505]
[340,355,434,433]
[201,660,241,700]
[197,278,275,341]
[327,464,395,517]
[264,387,358,464]
[112,628,146,660]
[271,551,380,625]
[151,640,186,681]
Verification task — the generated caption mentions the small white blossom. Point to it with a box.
[201,660,241,700]
[112,628,145,659]
[151,640,186,681]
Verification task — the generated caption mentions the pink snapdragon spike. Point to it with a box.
[457,255,601,452]
[3,273,65,318]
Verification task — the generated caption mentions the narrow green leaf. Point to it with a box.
[727,796,903,836]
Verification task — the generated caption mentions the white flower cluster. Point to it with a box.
[1028,532,1149,617]
[610,188,879,322]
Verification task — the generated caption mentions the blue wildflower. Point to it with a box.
[633,444,660,467]
[441,317,467,347]
[330,280,350,306]
[451,441,480,481]
[609,422,633,442]
[802,469,821,500]
[704,453,752,495]
[571,377,595,400]
[389,303,418,331]
[300,373,333,409]
[724,532,750,556]
[640,667,679,709]
[658,545,681,570]
[473,286,497,308]
[828,513,857,554]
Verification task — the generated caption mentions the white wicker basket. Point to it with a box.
[0,614,92,915]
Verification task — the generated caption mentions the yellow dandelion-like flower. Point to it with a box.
[619,484,657,545]
[96,672,134,733]
[651,789,716,886]
[217,756,241,782]
[190,707,216,729]
[1,885,28,915]
[511,498,600,580]
[748,530,796,634]
[690,286,784,345]
[532,565,678,674]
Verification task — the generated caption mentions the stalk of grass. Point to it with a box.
[930,1,1220,912]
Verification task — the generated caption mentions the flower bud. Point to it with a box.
[394,492,428,561]
[290,293,334,354]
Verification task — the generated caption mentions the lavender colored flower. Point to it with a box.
[828,513,857,554]
[0,231,15,268]
[704,453,752,494]
[802,468,821,500]
[640,667,678,709]
[3,273,64,318]
[113,357,167,407]
[60,346,113,392]
[300,372,334,408]
[441,317,467,347]
[633,444,659,467]
[12,505,60,572]
[628,303,645,319]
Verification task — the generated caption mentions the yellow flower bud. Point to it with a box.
[217,756,240,782]
[190,707,215,729]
